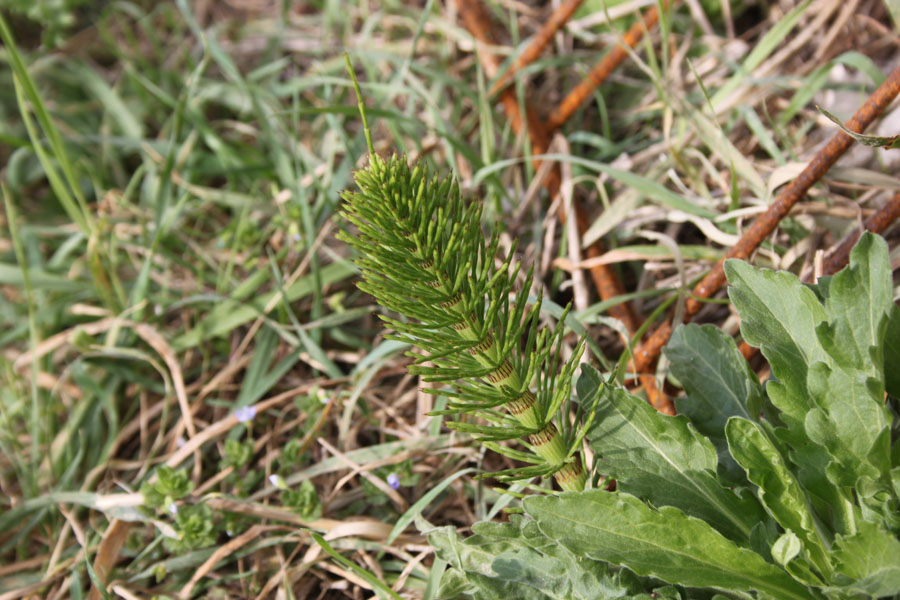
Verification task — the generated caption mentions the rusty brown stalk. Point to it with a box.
[632,62,900,376]
[546,0,670,132]
[489,0,586,98]
[737,191,900,360]
[821,192,900,275]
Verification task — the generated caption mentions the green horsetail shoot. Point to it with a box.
[338,56,595,491]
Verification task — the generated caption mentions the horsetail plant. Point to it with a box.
[338,58,593,491]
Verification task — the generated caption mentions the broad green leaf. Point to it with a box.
[830,520,900,596]
[665,324,761,427]
[525,490,810,600]
[726,236,895,527]
[786,441,851,538]
[805,362,891,486]
[799,235,893,486]
[490,545,639,600]
[725,417,831,578]
[433,568,476,600]
[422,514,643,600]
[580,365,765,542]
[724,258,827,430]
[770,530,826,586]
[749,519,779,563]
[817,232,893,377]
[664,324,762,481]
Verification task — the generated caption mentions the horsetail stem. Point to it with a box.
[341,56,586,492]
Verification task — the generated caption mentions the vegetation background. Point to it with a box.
[1,0,899,598]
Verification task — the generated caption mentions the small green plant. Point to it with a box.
[141,466,220,552]
[339,60,592,491]
[427,232,899,599]
[283,479,323,520]
[164,503,217,552]
[140,466,193,511]
[279,437,309,470]
[220,438,254,470]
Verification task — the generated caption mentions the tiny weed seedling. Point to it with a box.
[339,57,593,491]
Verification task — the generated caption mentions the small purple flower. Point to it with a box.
[234,405,257,423]
[386,473,400,490]
[269,474,287,489]
[168,502,178,516]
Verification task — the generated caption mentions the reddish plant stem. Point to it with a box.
[738,191,900,359]
[547,0,670,132]
[821,192,900,275]
[456,0,673,412]
[489,0,586,97]
[632,63,900,376]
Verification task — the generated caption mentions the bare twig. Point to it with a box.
[547,0,671,132]
[489,0,586,97]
